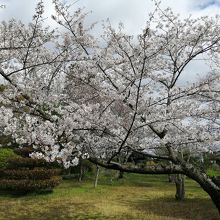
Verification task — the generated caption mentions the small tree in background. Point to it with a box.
[0,147,62,193]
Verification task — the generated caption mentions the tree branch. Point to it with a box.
[89,158,184,174]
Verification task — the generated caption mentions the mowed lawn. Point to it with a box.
[0,173,219,220]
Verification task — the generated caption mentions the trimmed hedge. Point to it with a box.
[0,176,62,191]
[7,157,57,169]
[14,147,33,157]
[0,147,62,193]
[0,168,61,180]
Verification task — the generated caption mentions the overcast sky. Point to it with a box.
[1,0,220,33]
[0,0,220,84]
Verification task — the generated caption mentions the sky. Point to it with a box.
[0,0,220,84]
[1,0,220,33]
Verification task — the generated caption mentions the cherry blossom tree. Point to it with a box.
[1,0,220,213]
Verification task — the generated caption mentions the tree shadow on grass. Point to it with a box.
[101,180,155,188]
[0,198,106,220]
[0,189,53,199]
[130,196,219,220]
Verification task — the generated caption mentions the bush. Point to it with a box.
[0,168,61,180]
[7,157,58,169]
[0,148,17,169]
[0,147,62,193]
[14,147,33,157]
[0,176,62,192]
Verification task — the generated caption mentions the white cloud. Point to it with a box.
[0,0,220,32]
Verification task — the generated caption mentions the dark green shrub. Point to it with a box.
[14,147,33,157]
[0,147,62,193]
[0,176,62,192]
[0,168,61,180]
[7,157,58,169]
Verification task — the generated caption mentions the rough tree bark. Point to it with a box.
[174,174,185,201]
[181,162,220,214]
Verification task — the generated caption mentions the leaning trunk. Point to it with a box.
[182,163,220,213]
[201,183,220,214]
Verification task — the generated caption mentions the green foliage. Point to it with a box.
[7,157,59,169]
[0,176,62,192]
[206,167,220,177]
[14,147,33,157]
[0,148,17,169]
[0,147,62,193]
[0,168,61,180]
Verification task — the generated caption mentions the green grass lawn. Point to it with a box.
[0,172,219,220]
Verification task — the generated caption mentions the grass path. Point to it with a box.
[0,173,218,220]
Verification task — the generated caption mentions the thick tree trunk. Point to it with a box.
[209,191,220,213]
[174,174,185,200]
[200,183,220,214]
[182,163,220,213]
